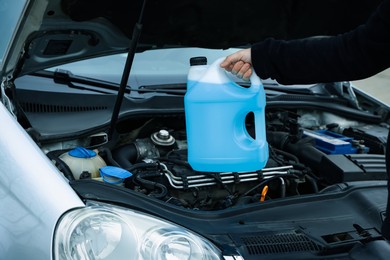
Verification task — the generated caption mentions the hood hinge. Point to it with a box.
[1,77,17,117]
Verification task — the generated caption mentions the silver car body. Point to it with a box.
[0,101,84,259]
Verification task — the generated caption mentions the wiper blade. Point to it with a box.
[263,83,316,95]
[136,82,311,95]
[32,69,131,94]
[137,83,186,94]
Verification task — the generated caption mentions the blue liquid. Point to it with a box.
[185,80,268,172]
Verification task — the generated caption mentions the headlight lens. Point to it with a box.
[141,228,213,260]
[53,201,222,260]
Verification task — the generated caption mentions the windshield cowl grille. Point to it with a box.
[20,102,108,113]
[232,232,324,256]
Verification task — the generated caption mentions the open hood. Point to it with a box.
[2,2,390,259]
[1,0,383,79]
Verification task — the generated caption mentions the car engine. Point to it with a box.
[45,109,388,211]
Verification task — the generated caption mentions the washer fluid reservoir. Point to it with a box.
[185,56,269,172]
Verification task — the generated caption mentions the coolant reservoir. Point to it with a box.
[59,147,106,179]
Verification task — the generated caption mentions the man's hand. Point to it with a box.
[220,48,253,81]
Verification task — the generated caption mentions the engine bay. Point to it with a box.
[44,108,388,211]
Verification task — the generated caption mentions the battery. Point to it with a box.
[303,129,357,154]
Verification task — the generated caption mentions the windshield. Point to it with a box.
[46,47,242,88]
[0,0,28,68]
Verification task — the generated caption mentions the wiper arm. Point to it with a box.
[32,70,131,94]
[53,69,120,94]
[263,83,316,95]
[137,83,186,94]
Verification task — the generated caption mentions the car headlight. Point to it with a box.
[53,201,222,259]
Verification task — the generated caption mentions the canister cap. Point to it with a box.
[99,166,132,184]
[190,56,207,66]
[68,147,96,158]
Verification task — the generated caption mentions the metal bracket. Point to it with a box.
[1,77,16,117]
[333,81,361,110]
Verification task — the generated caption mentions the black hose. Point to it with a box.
[305,174,319,193]
[158,157,192,168]
[269,146,286,166]
[267,131,290,150]
[46,150,75,181]
[271,147,300,163]
[126,162,159,172]
[242,174,299,197]
[112,143,138,169]
[135,172,168,199]
[267,131,327,173]
[99,147,121,167]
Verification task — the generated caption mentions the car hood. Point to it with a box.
[0,0,382,79]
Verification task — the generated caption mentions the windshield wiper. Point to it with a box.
[32,69,131,94]
[137,83,187,94]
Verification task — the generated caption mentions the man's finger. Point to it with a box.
[220,55,239,68]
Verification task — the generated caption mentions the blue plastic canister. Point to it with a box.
[184,56,269,172]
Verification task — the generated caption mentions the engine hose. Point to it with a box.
[267,131,290,150]
[158,157,192,168]
[46,150,75,181]
[267,131,327,173]
[201,172,233,195]
[271,147,299,163]
[242,175,299,197]
[305,175,319,193]
[98,147,121,167]
[269,147,286,166]
[127,162,159,172]
[112,143,138,169]
[135,172,168,199]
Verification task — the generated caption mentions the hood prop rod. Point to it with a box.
[108,0,147,139]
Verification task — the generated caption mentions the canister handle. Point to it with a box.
[211,57,262,89]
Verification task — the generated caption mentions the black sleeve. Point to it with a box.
[251,0,390,85]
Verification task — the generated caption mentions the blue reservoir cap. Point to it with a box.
[99,166,132,184]
[68,147,97,158]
